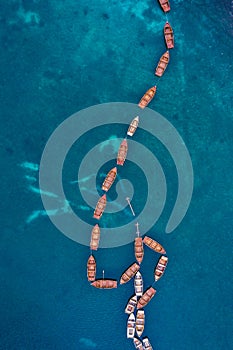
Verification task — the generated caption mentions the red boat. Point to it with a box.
[90,224,100,250]
[155,51,170,77]
[137,287,156,309]
[93,194,107,220]
[102,167,117,192]
[120,262,140,284]
[138,86,157,109]
[117,139,128,165]
[87,255,96,282]
[158,0,170,12]
[143,236,166,254]
[91,279,117,289]
[134,237,144,264]
[164,21,174,49]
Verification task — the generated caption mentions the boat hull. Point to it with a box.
[143,236,166,254]
[90,224,100,250]
[87,255,96,282]
[154,256,168,281]
[93,194,107,220]
[137,287,156,309]
[127,116,139,137]
[158,0,170,12]
[138,86,156,109]
[134,271,143,297]
[91,279,117,289]
[102,167,117,192]
[134,237,144,264]
[155,50,170,77]
[120,262,140,284]
[117,139,128,165]
[164,21,174,49]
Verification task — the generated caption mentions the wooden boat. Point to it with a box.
[87,255,96,282]
[164,21,174,49]
[134,271,143,297]
[127,313,136,339]
[117,139,128,165]
[125,294,137,314]
[136,309,145,337]
[138,86,157,109]
[143,236,166,254]
[155,50,170,77]
[101,167,117,192]
[137,287,156,309]
[134,237,144,264]
[91,279,117,289]
[90,224,100,250]
[127,116,139,137]
[120,262,140,285]
[93,194,107,220]
[154,255,168,281]
[143,337,153,350]
[133,337,144,350]
[158,0,170,13]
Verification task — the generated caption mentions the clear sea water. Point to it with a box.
[0,0,232,349]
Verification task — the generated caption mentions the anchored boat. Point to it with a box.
[136,309,145,337]
[143,236,166,254]
[158,0,170,13]
[138,86,157,109]
[155,50,170,77]
[125,294,137,314]
[90,224,100,250]
[87,255,96,282]
[134,237,144,264]
[93,194,107,220]
[133,337,144,350]
[134,271,143,297]
[137,287,156,309]
[117,139,128,165]
[127,116,139,137]
[101,167,117,192]
[154,256,168,281]
[143,337,153,350]
[120,262,140,284]
[91,279,117,289]
[127,313,136,339]
[164,21,174,49]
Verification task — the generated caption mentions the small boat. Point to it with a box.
[158,0,170,13]
[134,271,143,297]
[154,255,168,281]
[120,262,140,285]
[136,309,145,337]
[138,86,157,109]
[117,139,128,165]
[133,337,144,350]
[93,194,107,220]
[155,50,170,77]
[127,313,136,339]
[87,255,96,282]
[143,236,166,254]
[127,116,139,137]
[137,287,156,309]
[134,237,144,264]
[142,337,153,350]
[164,21,174,49]
[101,167,117,192]
[125,294,137,314]
[90,224,100,250]
[91,279,117,289]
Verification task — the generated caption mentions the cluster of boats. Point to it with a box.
[86,1,173,348]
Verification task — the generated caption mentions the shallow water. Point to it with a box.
[0,1,233,349]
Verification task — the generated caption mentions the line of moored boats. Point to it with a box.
[86,2,173,348]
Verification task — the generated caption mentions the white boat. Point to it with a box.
[125,294,137,314]
[134,271,143,297]
[127,313,136,339]
[136,309,145,337]
[133,337,144,350]
[143,337,153,350]
[127,116,139,137]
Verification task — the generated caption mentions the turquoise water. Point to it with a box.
[0,0,233,349]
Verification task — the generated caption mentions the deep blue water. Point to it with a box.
[0,0,233,349]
